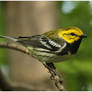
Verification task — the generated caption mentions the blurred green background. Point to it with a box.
[0,1,92,91]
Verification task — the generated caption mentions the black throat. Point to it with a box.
[68,39,82,54]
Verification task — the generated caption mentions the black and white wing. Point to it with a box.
[17,35,67,54]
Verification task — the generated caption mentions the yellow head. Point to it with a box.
[58,27,87,44]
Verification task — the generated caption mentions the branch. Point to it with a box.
[43,63,65,91]
[0,42,30,55]
[0,42,65,91]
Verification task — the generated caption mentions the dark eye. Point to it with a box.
[70,33,76,36]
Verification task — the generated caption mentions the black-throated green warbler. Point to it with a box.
[0,27,87,69]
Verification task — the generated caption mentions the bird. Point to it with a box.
[0,27,87,69]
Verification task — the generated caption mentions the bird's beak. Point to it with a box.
[79,35,87,38]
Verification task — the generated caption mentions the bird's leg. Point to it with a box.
[43,62,56,74]
[46,62,56,70]
[46,62,57,80]
[43,62,62,81]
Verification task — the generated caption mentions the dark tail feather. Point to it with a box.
[0,35,18,41]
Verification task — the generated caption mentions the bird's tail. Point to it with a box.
[0,35,18,41]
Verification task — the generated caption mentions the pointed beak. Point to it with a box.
[80,35,87,38]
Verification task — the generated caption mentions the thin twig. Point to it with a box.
[0,42,65,91]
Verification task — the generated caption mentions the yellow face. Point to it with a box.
[58,27,85,44]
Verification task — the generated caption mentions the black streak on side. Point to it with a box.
[57,39,82,55]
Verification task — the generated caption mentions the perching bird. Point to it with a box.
[0,27,87,69]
